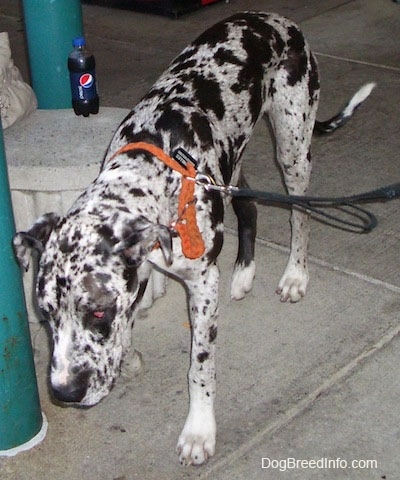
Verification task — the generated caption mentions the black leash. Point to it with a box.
[173,148,400,234]
[201,180,400,233]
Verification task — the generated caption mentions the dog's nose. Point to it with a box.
[52,382,87,403]
[51,370,91,403]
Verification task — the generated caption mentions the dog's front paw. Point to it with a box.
[176,412,216,466]
[230,260,255,300]
[176,431,216,466]
[277,263,309,303]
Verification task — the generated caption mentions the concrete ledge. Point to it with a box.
[6,108,128,190]
[4,107,166,321]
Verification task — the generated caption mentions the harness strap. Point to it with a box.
[108,142,205,259]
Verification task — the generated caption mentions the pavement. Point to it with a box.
[0,0,400,478]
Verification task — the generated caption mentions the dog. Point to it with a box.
[13,12,374,466]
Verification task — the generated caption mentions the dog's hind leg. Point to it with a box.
[267,67,319,302]
[230,172,257,300]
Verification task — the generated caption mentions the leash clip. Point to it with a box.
[193,173,238,195]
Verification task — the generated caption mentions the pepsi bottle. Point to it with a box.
[68,36,99,117]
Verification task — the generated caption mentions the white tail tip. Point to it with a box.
[345,82,377,116]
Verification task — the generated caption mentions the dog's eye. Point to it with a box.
[83,306,116,340]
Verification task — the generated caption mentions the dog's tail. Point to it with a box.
[314,82,376,134]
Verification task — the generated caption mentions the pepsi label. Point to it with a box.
[70,70,98,101]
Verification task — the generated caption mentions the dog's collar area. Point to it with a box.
[108,142,205,259]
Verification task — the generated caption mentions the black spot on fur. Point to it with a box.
[190,112,214,148]
[155,108,191,148]
[96,225,118,246]
[37,262,54,296]
[192,75,225,121]
[118,206,130,214]
[95,272,112,283]
[56,275,67,288]
[268,78,277,97]
[107,162,119,170]
[207,228,223,264]
[103,191,126,204]
[72,229,82,242]
[147,83,188,101]
[287,25,306,55]
[234,15,276,123]
[144,88,168,103]
[192,20,230,48]
[59,236,74,254]
[123,267,139,293]
[234,134,247,153]
[170,46,197,68]
[197,351,209,363]
[272,30,285,57]
[117,125,163,148]
[56,275,68,306]
[308,54,320,105]
[129,188,145,197]
[219,151,233,185]
[84,344,94,355]
[209,325,218,343]
[214,47,243,68]
[93,241,112,260]
[170,59,197,75]
[284,26,308,86]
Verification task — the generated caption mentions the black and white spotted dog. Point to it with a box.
[14,12,374,465]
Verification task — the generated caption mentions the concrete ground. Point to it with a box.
[1,0,400,478]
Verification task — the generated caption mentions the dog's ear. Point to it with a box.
[115,219,173,268]
[13,213,62,271]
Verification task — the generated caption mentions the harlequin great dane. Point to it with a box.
[14,12,374,466]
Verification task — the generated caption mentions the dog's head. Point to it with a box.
[14,211,172,406]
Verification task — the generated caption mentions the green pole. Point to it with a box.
[0,124,47,455]
[22,0,84,109]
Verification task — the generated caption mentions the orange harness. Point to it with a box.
[108,142,205,259]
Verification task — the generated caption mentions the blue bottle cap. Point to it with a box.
[72,36,86,47]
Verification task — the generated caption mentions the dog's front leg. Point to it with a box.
[177,263,219,466]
